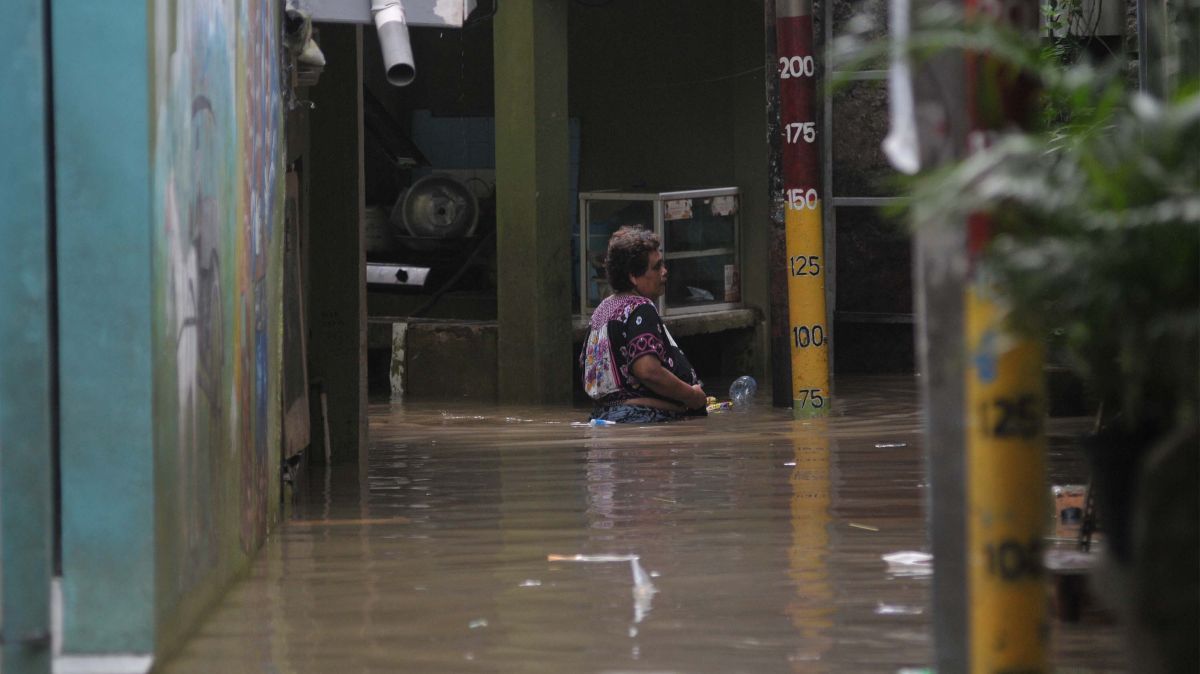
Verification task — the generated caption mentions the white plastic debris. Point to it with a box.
[547,553,658,626]
[875,602,925,615]
[882,551,933,577]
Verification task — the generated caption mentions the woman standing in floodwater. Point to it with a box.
[580,226,708,423]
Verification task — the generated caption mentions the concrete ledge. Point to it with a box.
[368,319,498,401]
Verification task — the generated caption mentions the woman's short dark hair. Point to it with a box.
[605,225,661,293]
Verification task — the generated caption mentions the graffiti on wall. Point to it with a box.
[152,0,283,599]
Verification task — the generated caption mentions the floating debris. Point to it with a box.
[876,602,925,616]
[875,442,908,448]
[468,619,488,629]
[548,554,658,625]
[519,579,542,587]
[849,522,880,532]
[882,551,934,577]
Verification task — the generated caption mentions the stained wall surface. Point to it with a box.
[149,0,286,652]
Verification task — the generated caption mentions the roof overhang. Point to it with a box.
[308,0,478,28]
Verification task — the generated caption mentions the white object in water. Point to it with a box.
[729,375,758,406]
[882,551,933,577]
[547,553,658,625]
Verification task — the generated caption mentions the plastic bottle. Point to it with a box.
[729,375,757,406]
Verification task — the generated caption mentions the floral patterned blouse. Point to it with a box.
[579,294,701,405]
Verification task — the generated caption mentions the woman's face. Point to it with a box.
[630,249,667,298]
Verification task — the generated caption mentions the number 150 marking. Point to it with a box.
[787,188,819,210]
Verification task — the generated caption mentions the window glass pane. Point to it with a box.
[665,253,738,309]
[584,199,653,307]
[831,79,897,198]
[832,0,889,69]
[834,206,911,314]
[662,195,737,253]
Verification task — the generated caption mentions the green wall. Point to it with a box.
[48,0,286,659]
[54,1,157,653]
[0,2,55,671]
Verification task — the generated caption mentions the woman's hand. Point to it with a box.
[684,384,708,410]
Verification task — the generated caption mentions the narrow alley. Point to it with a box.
[160,377,1125,673]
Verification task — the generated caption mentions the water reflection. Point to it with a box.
[787,429,834,671]
[158,376,1128,673]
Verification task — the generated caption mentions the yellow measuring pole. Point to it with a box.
[786,203,830,418]
[966,281,1048,673]
[775,0,830,419]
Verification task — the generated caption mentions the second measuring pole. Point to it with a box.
[775,0,830,418]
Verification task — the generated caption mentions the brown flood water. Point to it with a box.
[161,376,1128,673]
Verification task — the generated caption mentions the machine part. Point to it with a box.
[391,174,479,241]
[366,263,431,287]
[371,0,415,86]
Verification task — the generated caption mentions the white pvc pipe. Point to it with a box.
[371,0,416,86]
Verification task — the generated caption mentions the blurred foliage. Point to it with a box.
[834,4,1199,436]
[931,93,1199,434]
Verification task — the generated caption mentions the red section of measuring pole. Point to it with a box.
[963,0,1037,265]
[775,3,819,191]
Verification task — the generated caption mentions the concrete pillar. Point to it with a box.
[907,39,971,674]
[915,222,968,673]
[307,24,367,466]
[494,0,572,404]
[52,1,156,655]
[0,2,55,671]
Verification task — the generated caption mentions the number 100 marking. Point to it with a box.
[793,324,826,348]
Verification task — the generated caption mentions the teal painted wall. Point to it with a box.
[50,0,286,657]
[150,0,285,652]
[54,1,157,653]
[0,1,55,671]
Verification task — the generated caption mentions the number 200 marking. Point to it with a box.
[779,56,816,79]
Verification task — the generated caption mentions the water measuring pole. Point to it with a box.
[774,0,831,419]
[962,0,1048,670]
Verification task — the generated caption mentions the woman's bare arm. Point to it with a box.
[630,355,707,409]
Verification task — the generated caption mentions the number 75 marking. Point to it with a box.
[798,388,825,408]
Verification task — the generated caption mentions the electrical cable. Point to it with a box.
[406,227,497,318]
